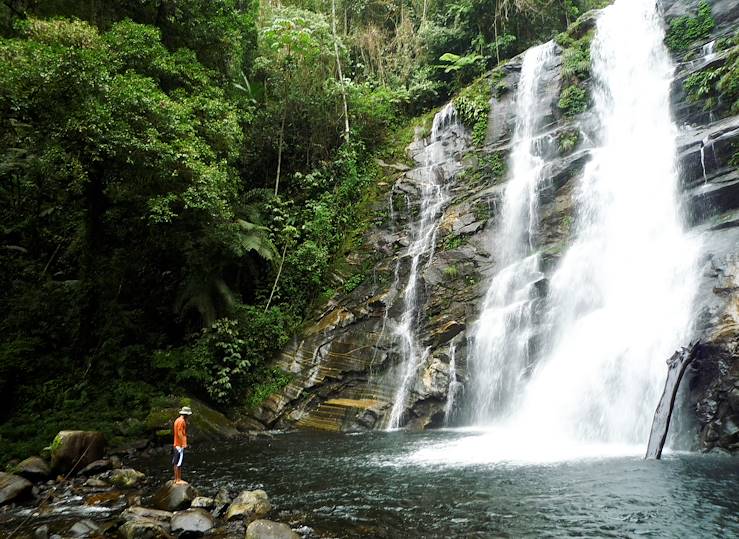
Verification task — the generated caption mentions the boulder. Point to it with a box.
[145,397,238,443]
[84,477,109,488]
[68,519,100,537]
[34,524,49,539]
[50,431,105,475]
[110,468,145,488]
[14,456,51,481]
[171,508,215,536]
[225,489,271,522]
[245,520,299,539]
[0,472,33,505]
[120,520,169,539]
[190,496,215,509]
[151,480,198,511]
[121,505,173,525]
[78,458,112,476]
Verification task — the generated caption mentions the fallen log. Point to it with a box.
[645,341,700,459]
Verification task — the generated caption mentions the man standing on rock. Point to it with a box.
[173,406,192,484]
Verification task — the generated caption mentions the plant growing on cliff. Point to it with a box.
[665,0,715,52]
[558,85,588,116]
[683,47,739,115]
[558,129,581,154]
[454,76,491,146]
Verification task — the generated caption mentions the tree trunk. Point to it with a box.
[274,104,287,196]
[332,0,350,143]
[265,244,288,312]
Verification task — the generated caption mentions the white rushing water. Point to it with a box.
[469,42,555,422]
[448,0,701,460]
[387,104,461,429]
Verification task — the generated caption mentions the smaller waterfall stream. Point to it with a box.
[469,42,555,423]
[387,104,463,429]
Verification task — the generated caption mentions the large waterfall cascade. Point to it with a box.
[463,0,701,452]
[469,42,557,423]
[386,104,465,429]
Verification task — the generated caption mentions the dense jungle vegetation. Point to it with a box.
[0,0,603,462]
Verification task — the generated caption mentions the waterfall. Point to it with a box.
[510,0,701,445]
[469,43,555,423]
[444,343,462,425]
[387,104,462,429]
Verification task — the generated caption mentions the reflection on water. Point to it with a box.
[130,431,738,538]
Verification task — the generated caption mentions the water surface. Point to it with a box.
[132,430,739,538]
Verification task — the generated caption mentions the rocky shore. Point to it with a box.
[0,430,301,539]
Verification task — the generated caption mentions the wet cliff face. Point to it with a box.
[664,0,739,453]
[249,0,739,452]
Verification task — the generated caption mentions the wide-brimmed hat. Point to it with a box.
[179,406,193,415]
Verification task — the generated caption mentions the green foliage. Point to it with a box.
[454,77,491,146]
[444,235,466,250]
[480,152,507,180]
[665,0,715,52]
[244,368,292,409]
[558,85,588,116]
[154,306,294,404]
[561,33,592,80]
[442,265,460,280]
[344,273,365,293]
[558,129,581,154]
[683,47,739,116]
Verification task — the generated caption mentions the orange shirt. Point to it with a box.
[173,416,187,448]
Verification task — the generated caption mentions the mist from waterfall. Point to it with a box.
[469,42,555,423]
[466,0,701,451]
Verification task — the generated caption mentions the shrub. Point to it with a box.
[558,85,588,116]
[665,0,714,52]
[558,129,581,154]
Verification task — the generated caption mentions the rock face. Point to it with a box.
[247,0,739,453]
[151,480,198,511]
[0,472,33,505]
[171,508,215,535]
[225,489,271,522]
[14,456,50,481]
[50,431,105,475]
[246,519,299,539]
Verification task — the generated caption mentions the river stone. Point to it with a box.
[84,477,109,488]
[110,468,145,488]
[226,489,271,522]
[0,472,33,505]
[121,505,173,525]
[171,508,215,535]
[68,519,100,537]
[190,496,216,509]
[152,480,198,511]
[79,458,112,476]
[14,456,51,481]
[34,524,49,539]
[50,431,105,475]
[120,519,169,539]
[245,519,299,539]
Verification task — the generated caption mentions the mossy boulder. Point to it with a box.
[109,468,145,489]
[145,397,238,443]
[50,431,106,475]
